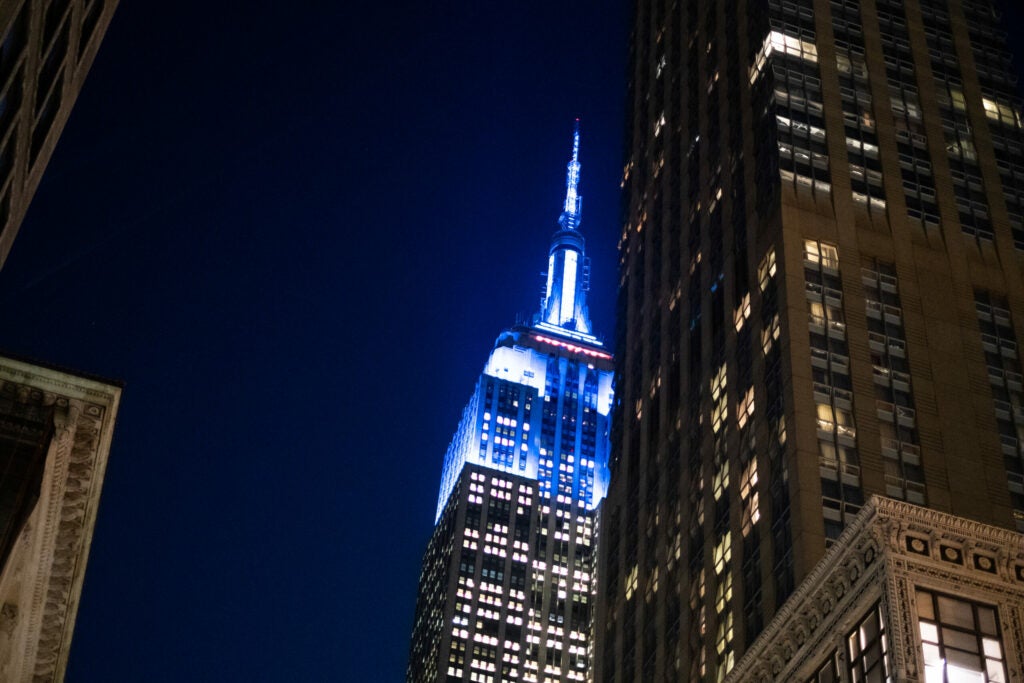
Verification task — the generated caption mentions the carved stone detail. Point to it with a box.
[0,357,121,683]
[724,496,1024,683]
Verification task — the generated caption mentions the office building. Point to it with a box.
[0,354,120,681]
[407,124,615,683]
[0,0,119,270]
[597,0,1024,679]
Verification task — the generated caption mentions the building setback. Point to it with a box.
[0,0,119,271]
[407,124,615,683]
[597,0,1024,680]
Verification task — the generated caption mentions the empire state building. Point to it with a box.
[407,122,614,683]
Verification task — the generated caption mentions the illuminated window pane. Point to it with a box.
[916,589,1007,683]
[847,603,889,683]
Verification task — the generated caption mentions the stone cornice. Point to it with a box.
[0,356,122,404]
[0,358,121,682]
[724,496,1024,683]
[873,495,1024,549]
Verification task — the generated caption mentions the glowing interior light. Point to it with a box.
[982,96,1024,128]
[749,30,818,83]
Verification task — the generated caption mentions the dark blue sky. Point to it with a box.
[5,2,1024,682]
[0,1,628,681]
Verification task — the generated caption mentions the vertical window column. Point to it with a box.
[862,261,926,504]
[974,291,1024,531]
[758,246,793,606]
[963,0,1024,251]
[876,0,941,235]
[804,239,864,543]
[919,0,994,246]
[833,0,887,214]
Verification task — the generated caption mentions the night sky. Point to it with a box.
[0,1,627,681]
[3,1,1024,682]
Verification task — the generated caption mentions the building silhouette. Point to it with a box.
[597,0,1024,680]
[408,123,615,683]
[0,0,119,271]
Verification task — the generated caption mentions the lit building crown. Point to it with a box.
[432,121,613,523]
[412,122,614,683]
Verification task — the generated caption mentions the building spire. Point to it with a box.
[535,119,597,342]
[559,118,582,230]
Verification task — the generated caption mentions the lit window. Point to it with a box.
[758,248,777,292]
[847,604,890,682]
[625,564,638,600]
[917,589,1006,683]
[804,239,839,269]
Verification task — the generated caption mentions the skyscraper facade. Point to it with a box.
[597,0,1024,680]
[407,124,615,683]
[0,0,119,271]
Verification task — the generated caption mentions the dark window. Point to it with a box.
[0,389,54,571]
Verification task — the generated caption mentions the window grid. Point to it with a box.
[847,602,891,682]
[916,588,1007,683]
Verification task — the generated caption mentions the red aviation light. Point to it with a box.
[532,334,612,360]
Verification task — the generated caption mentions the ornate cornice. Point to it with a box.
[725,496,1024,683]
[0,357,121,682]
[0,356,121,403]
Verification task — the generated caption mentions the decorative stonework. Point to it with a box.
[724,496,1024,683]
[939,544,963,565]
[973,553,996,573]
[0,357,121,683]
[905,535,928,555]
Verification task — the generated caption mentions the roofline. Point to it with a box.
[0,349,125,389]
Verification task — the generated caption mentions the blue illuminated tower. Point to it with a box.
[408,124,613,683]
[538,120,594,337]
